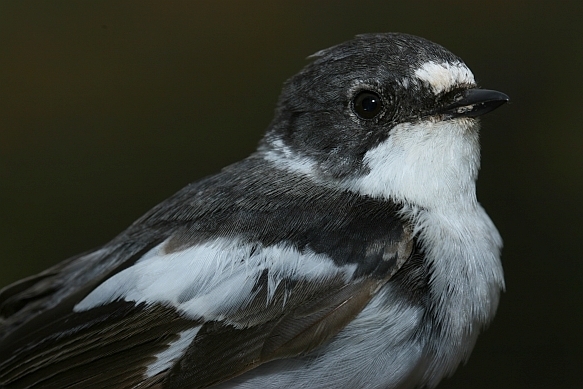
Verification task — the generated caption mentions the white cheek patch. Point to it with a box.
[414,61,475,94]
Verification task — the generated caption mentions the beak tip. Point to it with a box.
[498,92,510,103]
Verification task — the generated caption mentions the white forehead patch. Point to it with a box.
[414,61,475,94]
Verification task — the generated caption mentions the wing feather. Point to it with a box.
[0,163,415,388]
[0,301,198,389]
[164,263,411,388]
[0,234,414,389]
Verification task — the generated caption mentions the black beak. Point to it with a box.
[441,89,509,118]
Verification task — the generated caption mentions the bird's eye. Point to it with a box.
[352,91,383,119]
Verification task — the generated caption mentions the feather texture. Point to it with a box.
[0,33,506,389]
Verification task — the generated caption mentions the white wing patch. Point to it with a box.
[414,61,475,94]
[146,326,201,378]
[75,238,356,323]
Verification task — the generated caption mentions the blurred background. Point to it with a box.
[0,1,581,388]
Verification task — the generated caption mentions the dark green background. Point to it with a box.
[1,2,581,388]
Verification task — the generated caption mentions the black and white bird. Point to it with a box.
[0,33,508,389]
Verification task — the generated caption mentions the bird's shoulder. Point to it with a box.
[0,157,417,388]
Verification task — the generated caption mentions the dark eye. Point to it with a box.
[352,91,383,119]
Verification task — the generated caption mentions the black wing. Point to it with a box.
[0,159,415,388]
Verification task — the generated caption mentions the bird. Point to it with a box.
[0,33,508,389]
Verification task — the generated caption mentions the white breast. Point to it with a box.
[406,203,504,387]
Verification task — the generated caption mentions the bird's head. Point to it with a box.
[261,33,508,209]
